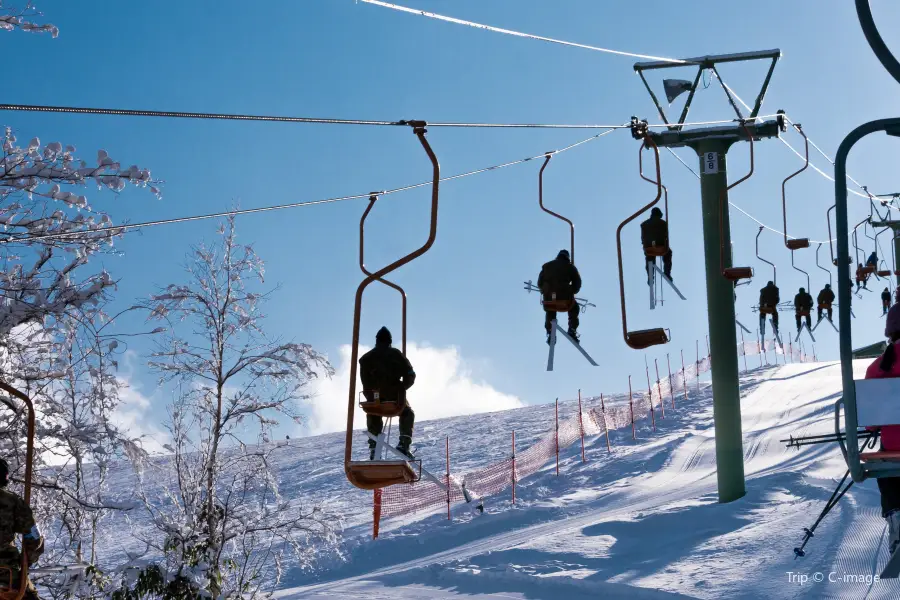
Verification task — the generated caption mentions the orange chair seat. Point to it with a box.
[625,328,669,350]
[786,238,810,250]
[543,299,575,312]
[861,451,900,462]
[359,390,406,418]
[861,266,876,275]
[878,270,892,277]
[346,461,418,490]
[796,309,811,317]
[723,267,753,281]
[818,303,832,310]
[759,306,777,315]
[644,245,668,258]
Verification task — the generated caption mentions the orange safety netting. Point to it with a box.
[379,340,812,521]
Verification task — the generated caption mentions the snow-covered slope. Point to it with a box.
[272,360,900,600]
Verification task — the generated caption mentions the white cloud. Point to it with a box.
[111,351,170,454]
[304,342,523,436]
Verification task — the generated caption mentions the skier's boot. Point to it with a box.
[546,331,552,345]
[368,439,377,461]
[396,435,414,459]
[888,509,900,555]
[567,328,580,344]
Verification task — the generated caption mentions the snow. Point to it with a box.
[80,359,900,598]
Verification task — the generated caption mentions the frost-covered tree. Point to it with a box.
[119,217,338,598]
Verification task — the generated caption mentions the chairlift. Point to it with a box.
[812,243,840,333]
[636,143,686,308]
[528,153,598,368]
[782,123,811,250]
[616,134,670,349]
[720,122,756,282]
[0,380,35,600]
[344,122,439,491]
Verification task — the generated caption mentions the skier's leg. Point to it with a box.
[878,477,900,554]
[817,306,823,321]
[772,311,779,332]
[805,315,812,329]
[795,314,801,332]
[567,303,580,340]
[397,404,415,457]
[367,415,383,459]
[828,307,833,321]
[544,308,554,343]
[663,248,673,280]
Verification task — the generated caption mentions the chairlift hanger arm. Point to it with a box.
[719,121,756,281]
[756,226,776,283]
[360,195,408,355]
[345,123,439,485]
[538,154,575,263]
[791,250,810,291]
[782,124,810,249]
[816,243,833,286]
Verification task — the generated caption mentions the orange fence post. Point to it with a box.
[645,359,656,432]
[706,335,711,366]
[666,353,675,410]
[511,430,516,504]
[628,376,636,439]
[555,398,560,476]
[655,358,665,419]
[373,489,382,539]
[680,350,688,403]
[600,393,612,452]
[695,340,701,393]
[446,436,451,521]
[788,339,793,363]
[578,389,586,463]
[739,329,748,374]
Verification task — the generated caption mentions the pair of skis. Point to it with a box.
[547,319,598,372]
[811,316,839,333]
[647,259,685,310]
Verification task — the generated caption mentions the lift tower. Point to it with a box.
[634,49,783,502]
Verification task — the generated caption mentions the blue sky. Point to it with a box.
[6,1,900,440]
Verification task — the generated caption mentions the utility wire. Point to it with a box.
[663,147,834,244]
[358,0,686,64]
[0,102,760,131]
[0,128,622,245]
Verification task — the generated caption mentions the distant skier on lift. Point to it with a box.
[884,287,893,315]
[0,457,43,600]
[759,280,780,336]
[817,283,835,322]
[794,287,813,333]
[640,207,673,282]
[857,263,871,292]
[538,249,582,343]
[863,305,900,558]
[359,327,416,459]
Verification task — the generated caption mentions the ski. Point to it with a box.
[735,319,752,334]
[882,547,900,578]
[554,322,599,366]
[547,324,557,372]
[654,263,685,300]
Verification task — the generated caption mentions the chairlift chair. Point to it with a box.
[0,381,35,600]
[616,134,670,349]
[720,122,756,282]
[782,123,811,250]
[344,123,438,491]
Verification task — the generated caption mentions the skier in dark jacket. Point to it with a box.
[759,281,780,333]
[537,249,582,343]
[359,326,416,458]
[868,251,879,269]
[817,284,835,322]
[0,458,43,600]
[884,287,893,315]
[794,287,814,332]
[640,207,672,281]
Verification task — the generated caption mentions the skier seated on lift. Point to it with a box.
[817,284,835,322]
[857,263,871,291]
[640,207,673,282]
[0,458,43,600]
[759,281,780,332]
[794,287,813,332]
[868,251,879,269]
[537,249,582,343]
[884,287,893,315]
[863,305,900,557]
[359,326,416,459]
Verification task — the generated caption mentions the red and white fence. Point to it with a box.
[372,337,814,537]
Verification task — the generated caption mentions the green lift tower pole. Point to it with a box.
[647,120,782,503]
[633,48,783,503]
[696,139,745,502]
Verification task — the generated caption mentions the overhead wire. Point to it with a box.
[357,0,686,64]
[0,127,623,245]
[0,102,769,131]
